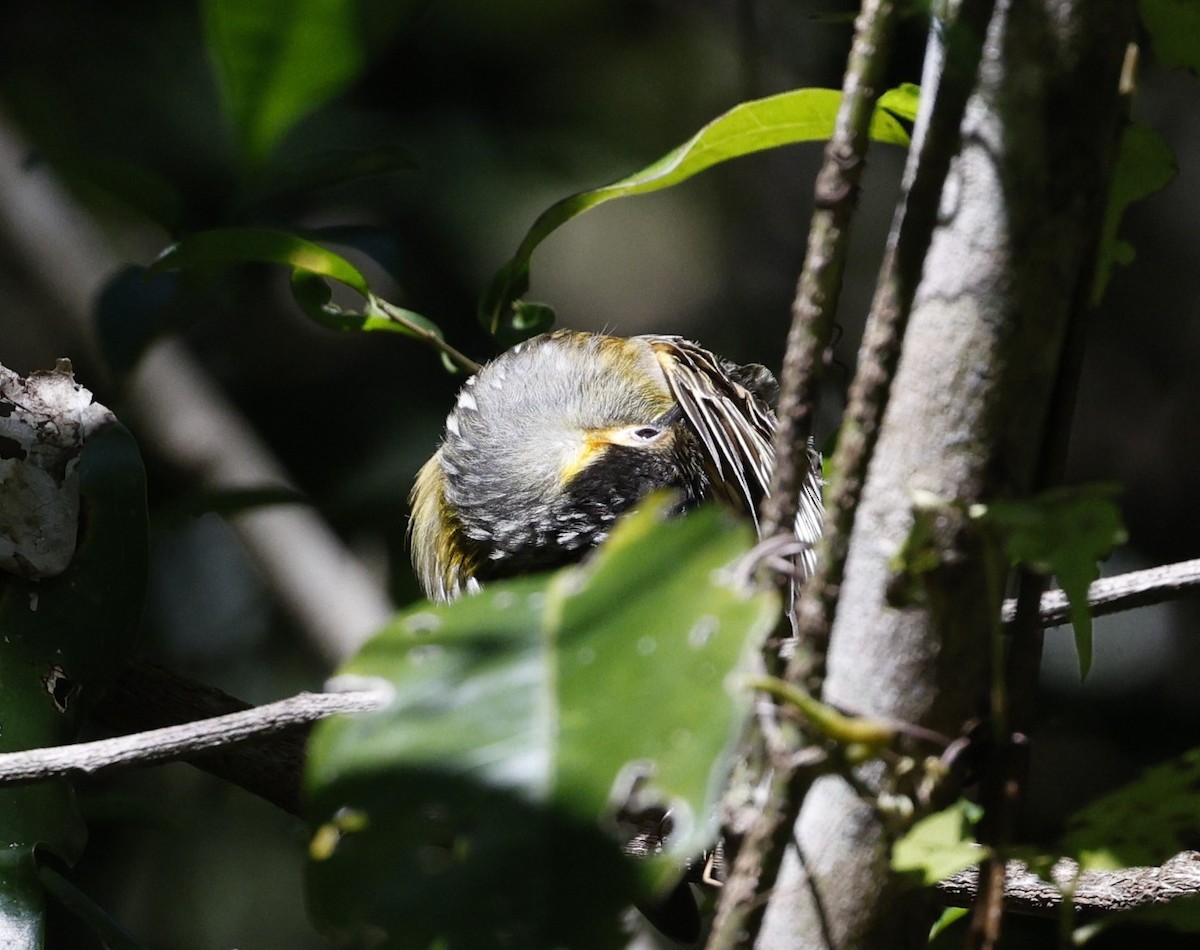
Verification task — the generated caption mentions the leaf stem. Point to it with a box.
[371,297,483,374]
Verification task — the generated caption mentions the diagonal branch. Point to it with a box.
[1009,558,1200,628]
[0,112,395,664]
[0,666,389,816]
[0,557,1190,818]
[759,0,898,546]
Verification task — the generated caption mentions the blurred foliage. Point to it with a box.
[891,799,984,887]
[0,0,1199,946]
[975,486,1128,679]
[1064,746,1200,872]
[1094,123,1177,304]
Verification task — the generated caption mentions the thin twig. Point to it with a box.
[710,5,901,946]
[715,4,998,945]
[0,556,1185,815]
[87,662,315,815]
[759,0,898,545]
[0,544,1190,820]
[1008,558,1200,628]
[372,297,483,374]
[0,683,389,788]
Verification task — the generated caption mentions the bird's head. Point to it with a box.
[409,330,785,601]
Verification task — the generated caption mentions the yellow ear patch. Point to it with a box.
[558,432,613,486]
[558,425,673,486]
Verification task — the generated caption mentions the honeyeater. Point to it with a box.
[409,329,822,601]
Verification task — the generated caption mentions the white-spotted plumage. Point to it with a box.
[408,330,823,601]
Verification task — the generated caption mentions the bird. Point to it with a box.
[409,329,822,603]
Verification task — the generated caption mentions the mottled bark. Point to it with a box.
[757,2,1136,947]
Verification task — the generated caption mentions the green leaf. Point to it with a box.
[153,227,371,296]
[1093,123,1177,303]
[877,82,921,123]
[154,229,474,372]
[1064,747,1200,871]
[0,852,44,950]
[481,86,916,341]
[891,800,985,886]
[204,0,367,166]
[306,497,778,947]
[1139,0,1200,73]
[928,906,970,945]
[973,485,1126,678]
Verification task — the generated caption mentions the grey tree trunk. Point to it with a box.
[757,2,1135,946]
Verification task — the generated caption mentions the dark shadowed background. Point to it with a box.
[0,2,1197,946]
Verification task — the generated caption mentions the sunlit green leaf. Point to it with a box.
[877,82,921,123]
[1093,123,1176,303]
[204,0,367,165]
[974,485,1126,678]
[891,800,985,886]
[481,86,916,342]
[1064,747,1200,872]
[154,230,471,372]
[153,228,371,296]
[306,497,778,947]
[928,906,970,945]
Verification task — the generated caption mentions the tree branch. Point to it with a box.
[1009,558,1200,628]
[940,853,1200,919]
[0,664,389,816]
[759,0,898,545]
[0,555,1186,820]
[762,3,1136,946]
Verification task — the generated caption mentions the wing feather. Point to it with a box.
[643,335,823,575]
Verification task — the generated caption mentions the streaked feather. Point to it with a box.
[409,331,824,601]
[644,337,775,528]
[644,335,822,577]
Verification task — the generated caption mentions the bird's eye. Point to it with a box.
[631,426,662,442]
